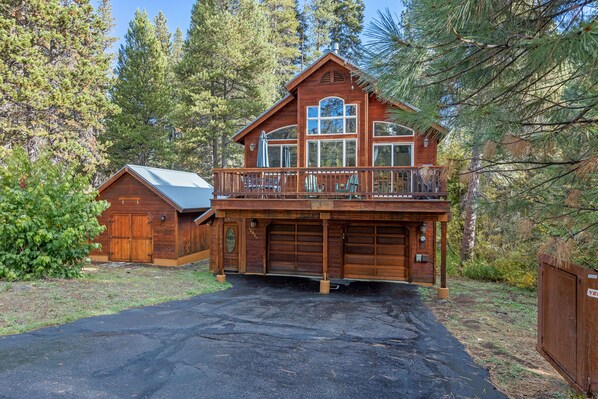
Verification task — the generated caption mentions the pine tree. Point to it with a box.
[363,2,597,266]
[261,0,300,90]
[296,1,310,70]
[171,28,184,65]
[329,0,364,58]
[102,9,172,169]
[0,0,115,174]
[175,0,277,175]
[304,0,364,60]
[154,11,171,57]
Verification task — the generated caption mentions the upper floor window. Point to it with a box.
[373,121,414,137]
[307,97,357,135]
[267,125,297,140]
[373,143,413,166]
[307,139,356,167]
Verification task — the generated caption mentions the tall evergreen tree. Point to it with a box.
[171,28,184,65]
[363,2,597,266]
[102,9,172,169]
[175,0,277,174]
[329,0,364,58]
[154,11,171,57]
[0,0,115,174]
[304,0,364,60]
[261,0,300,90]
[296,1,310,70]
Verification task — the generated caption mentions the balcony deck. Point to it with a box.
[212,166,450,217]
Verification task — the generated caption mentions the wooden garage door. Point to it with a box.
[344,225,407,281]
[268,223,323,276]
[110,214,152,263]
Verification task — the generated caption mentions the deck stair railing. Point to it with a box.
[213,166,447,200]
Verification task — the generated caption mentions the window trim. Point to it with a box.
[372,121,414,137]
[267,125,298,140]
[307,97,357,135]
[372,143,414,167]
[306,138,357,168]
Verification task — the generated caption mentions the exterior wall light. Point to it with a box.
[250,219,258,228]
[423,137,429,148]
[160,214,166,221]
[419,222,427,242]
[249,142,256,151]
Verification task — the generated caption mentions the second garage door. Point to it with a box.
[268,222,323,276]
[344,225,407,281]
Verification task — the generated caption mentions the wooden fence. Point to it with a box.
[537,254,598,395]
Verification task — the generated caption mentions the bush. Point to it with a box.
[461,258,505,282]
[0,148,109,280]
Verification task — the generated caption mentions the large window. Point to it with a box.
[307,97,357,135]
[267,125,297,140]
[307,139,356,167]
[373,144,413,166]
[268,145,297,167]
[373,122,414,137]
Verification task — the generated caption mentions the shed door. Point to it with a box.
[344,225,407,281]
[110,214,152,263]
[268,223,323,276]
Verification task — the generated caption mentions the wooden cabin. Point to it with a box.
[198,51,451,296]
[91,165,212,266]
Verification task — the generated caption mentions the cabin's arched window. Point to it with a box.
[306,97,357,135]
[373,121,414,137]
[267,125,297,140]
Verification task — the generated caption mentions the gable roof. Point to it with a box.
[99,165,213,213]
[232,51,448,144]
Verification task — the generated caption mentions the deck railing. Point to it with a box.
[213,166,447,200]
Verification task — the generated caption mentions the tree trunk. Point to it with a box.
[460,146,481,263]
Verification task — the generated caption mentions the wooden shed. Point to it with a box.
[91,165,212,266]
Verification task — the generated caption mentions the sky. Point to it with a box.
[101,0,404,54]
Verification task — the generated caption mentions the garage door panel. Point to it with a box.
[344,224,407,281]
[376,256,405,267]
[269,223,322,275]
[377,245,405,256]
[345,245,374,255]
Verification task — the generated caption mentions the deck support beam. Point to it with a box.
[437,221,448,299]
[320,218,330,294]
[216,218,226,284]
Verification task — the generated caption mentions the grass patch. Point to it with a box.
[0,260,229,336]
[419,277,588,399]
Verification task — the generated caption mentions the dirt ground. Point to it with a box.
[420,277,588,399]
[0,260,227,336]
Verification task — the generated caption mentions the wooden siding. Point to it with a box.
[177,212,210,257]
[94,173,176,260]
[244,98,298,168]
[94,172,209,263]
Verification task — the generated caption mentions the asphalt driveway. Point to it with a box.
[0,275,506,399]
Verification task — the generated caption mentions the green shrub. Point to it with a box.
[0,148,109,280]
[461,258,505,282]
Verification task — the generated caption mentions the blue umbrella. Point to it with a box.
[282,145,291,168]
[257,130,269,168]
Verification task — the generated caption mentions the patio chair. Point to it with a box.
[335,174,359,199]
[304,174,324,198]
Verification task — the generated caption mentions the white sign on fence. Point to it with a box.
[588,288,598,299]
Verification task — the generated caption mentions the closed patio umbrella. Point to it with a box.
[282,145,291,168]
[257,130,269,168]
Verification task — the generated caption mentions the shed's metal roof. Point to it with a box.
[126,165,212,211]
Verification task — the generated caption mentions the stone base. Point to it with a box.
[437,287,449,299]
[216,274,226,284]
[319,279,330,295]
